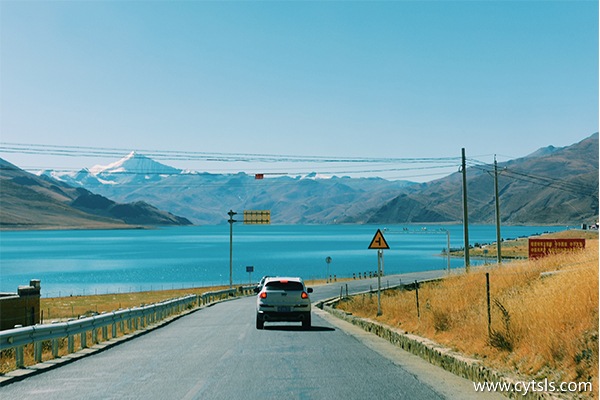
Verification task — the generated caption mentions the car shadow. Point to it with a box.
[263,324,335,332]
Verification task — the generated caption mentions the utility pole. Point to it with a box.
[461,148,470,272]
[228,210,237,288]
[494,155,502,264]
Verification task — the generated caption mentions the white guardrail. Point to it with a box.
[0,286,255,368]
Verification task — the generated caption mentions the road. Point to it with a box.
[1,271,504,399]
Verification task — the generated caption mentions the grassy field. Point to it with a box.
[337,231,598,397]
[40,285,230,321]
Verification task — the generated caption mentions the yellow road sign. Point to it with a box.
[368,229,390,250]
[243,210,271,225]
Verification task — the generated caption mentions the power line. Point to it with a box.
[468,162,597,198]
[0,142,465,182]
[0,142,461,165]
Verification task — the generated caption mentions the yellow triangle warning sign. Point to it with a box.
[368,229,390,250]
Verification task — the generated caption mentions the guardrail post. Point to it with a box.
[81,331,87,348]
[52,338,59,358]
[68,335,74,353]
[92,327,98,344]
[102,326,108,341]
[16,345,24,368]
[34,341,42,363]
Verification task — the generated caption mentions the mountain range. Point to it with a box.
[2,133,597,228]
[0,158,191,230]
[357,133,598,225]
[43,151,414,225]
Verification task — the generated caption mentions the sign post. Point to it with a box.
[325,256,332,283]
[368,229,390,316]
[227,210,270,288]
[227,210,238,288]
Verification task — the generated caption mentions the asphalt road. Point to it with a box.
[1,271,504,399]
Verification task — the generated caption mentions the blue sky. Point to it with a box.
[1,1,597,181]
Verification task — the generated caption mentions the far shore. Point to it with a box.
[1,222,593,232]
[448,228,598,259]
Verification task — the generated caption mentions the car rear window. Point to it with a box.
[265,281,304,291]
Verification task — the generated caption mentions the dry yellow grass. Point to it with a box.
[40,286,230,321]
[339,238,598,397]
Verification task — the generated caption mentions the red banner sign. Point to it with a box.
[528,238,585,259]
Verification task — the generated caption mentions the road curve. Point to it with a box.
[1,271,504,399]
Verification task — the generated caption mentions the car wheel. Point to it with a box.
[302,315,311,329]
[256,314,264,330]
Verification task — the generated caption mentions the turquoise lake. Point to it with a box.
[0,224,566,297]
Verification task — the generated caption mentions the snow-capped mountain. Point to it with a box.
[48,152,184,188]
[88,151,182,185]
[42,152,415,224]
[89,151,181,176]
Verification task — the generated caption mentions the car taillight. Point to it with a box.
[259,292,267,299]
[301,291,309,299]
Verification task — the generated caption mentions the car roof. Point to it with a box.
[264,276,304,284]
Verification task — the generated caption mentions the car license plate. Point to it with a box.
[278,306,291,312]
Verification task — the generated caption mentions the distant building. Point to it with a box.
[0,280,41,331]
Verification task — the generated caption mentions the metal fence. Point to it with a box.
[0,286,256,369]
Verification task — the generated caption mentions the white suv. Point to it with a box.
[255,277,313,329]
